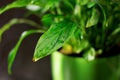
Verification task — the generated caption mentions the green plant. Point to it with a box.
[0,0,120,75]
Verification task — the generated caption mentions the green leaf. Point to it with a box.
[41,14,54,26]
[83,47,96,61]
[0,19,18,42]
[94,0,107,28]
[8,30,44,74]
[0,0,31,14]
[87,1,96,8]
[0,0,60,14]
[86,8,99,28]
[0,18,41,42]
[78,0,89,6]
[33,21,77,61]
[111,27,120,36]
[44,0,59,10]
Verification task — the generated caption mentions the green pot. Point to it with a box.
[51,52,120,80]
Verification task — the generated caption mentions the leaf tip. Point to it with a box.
[32,58,39,62]
[8,68,12,75]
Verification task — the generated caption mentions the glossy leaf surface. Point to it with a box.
[33,21,77,61]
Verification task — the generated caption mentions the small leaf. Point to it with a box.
[78,0,89,6]
[33,21,77,61]
[111,27,120,36]
[8,30,44,74]
[86,8,99,28]
[83,47,96,61]
[87,1,96,8]
[44,0,59,10]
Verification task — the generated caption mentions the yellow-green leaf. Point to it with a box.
[86,8,99,28]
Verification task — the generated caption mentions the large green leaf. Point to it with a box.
[33,21,77,61]
[8,30,44,74]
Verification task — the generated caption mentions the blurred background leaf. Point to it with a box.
[8,30,44,74]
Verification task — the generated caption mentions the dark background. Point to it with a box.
[0,0,52,80]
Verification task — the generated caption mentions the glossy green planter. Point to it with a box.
[51,52,120,80]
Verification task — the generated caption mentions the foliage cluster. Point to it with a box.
[0,0,119,74]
